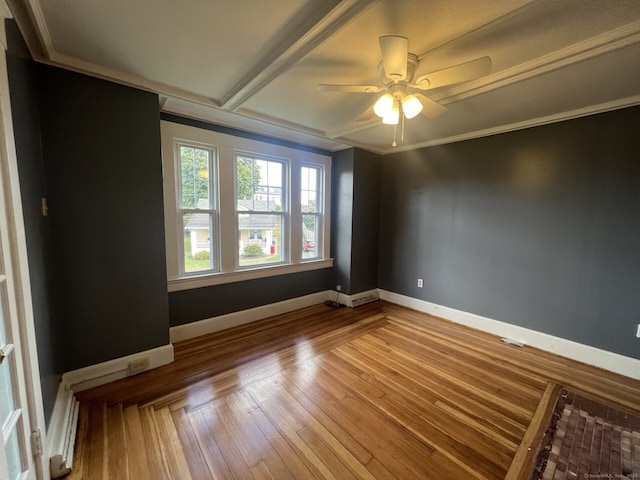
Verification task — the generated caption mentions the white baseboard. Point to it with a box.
[170,291,332,342]
[379,289,640,380]
[49,344,174,476]
[61,344,175,392]
[48,383,79,478]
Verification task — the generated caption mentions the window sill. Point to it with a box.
[167,258,334,292]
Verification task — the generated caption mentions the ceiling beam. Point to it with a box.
[220,0,379,111]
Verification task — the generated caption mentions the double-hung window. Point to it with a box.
[178,144,217,274]
[301,165,322,260]
[162,121,332,291]
[236,154,286,267]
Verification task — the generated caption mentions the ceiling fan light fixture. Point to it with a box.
[373,93,394,118]
[402,94,423,119]
[382,101,400,125]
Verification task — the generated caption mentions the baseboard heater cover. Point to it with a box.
[350,290,380,307]
[49,383,80,478]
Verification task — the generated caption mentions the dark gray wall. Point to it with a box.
[350,149,381,293]
[6,20,61,424]
[378,106,640,359]
[330,148,381,296]
[331,149,354,293]
[169,269,333,326]
[36,66,170,370]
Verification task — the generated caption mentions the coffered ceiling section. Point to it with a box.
[14,0,640,153]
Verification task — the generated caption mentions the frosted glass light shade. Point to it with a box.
[373,93,394,118]
[402,94,423,119]
[382,102,400,124]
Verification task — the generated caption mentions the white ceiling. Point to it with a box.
[13,0,640,154]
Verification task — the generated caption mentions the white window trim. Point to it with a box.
[233,150,288,270]
[0,24,49,478]
[299,163,324,262]
[176,142,219,276]
[161,121,332,292]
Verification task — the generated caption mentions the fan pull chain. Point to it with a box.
[392,123,397,147]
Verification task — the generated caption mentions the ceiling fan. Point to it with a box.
[317,35,492,145]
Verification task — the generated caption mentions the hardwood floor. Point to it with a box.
[69,301,640,479]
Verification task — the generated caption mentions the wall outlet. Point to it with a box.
[129,357,149,374]
[336,284,342,292]
[637,324,640,338]
[417,278,423,288]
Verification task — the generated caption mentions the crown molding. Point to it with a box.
[165,94,640,156]
[23,0,51,53]
[4,0,48,59]
[162,98,349,152]
[0,0,10,50]
[47,52,221,109]
[0,0,11,20]
[380,95,640,155]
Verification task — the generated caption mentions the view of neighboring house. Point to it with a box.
[237,200,278,256]
[185,198,279,257]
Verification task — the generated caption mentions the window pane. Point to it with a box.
[301,166,319,213]
[302,214,318,259]
[0,353,15,426]
[180,146,210,208]
[0,284,14,425]
[238,214,283,267]
[6,425,24,480]
[183,213,212,272]
[236,156,283,211]
[0,284,6,345]
[301,190,317,213]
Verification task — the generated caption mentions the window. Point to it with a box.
[301,165,321,259]
[236,154,285,267]
[162,121,332,291]
[178,144,217,274]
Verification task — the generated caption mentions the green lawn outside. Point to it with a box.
[184,235,210,272]
[184,234,282,271]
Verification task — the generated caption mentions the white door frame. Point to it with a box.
[0,3,49,479]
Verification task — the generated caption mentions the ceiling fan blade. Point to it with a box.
[414,93,447,118]
[379,35,408,81]
[414,56,492,90]
[317,84,382,93]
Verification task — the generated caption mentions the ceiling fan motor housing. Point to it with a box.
[378,53,418,85]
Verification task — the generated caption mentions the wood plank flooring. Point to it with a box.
[69,301,640,479]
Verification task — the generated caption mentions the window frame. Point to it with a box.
[161,121,332,292]
[234,151,288,270]
[176,142,219,276]
[300,163,324,262]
